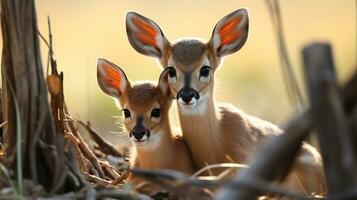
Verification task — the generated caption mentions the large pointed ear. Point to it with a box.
[209,9,249,57]
[158,68,174,99]
[97,58,130,98]
[126,12,169,59]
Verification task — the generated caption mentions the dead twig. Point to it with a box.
[96,190,152,200]
[131,168,316,200]
[191,163,248,178]
[0,121,7,129]
[100,161,120,179]
[85,173,111,186]
[216,109,312,199]
[64,115,106,178]
[265,0,304,108]
[110,170,130,186]
[76,119,122,157]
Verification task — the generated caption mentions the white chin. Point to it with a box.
[178,97,206,115]
[179,102,197,109]
[178,98,198,108]
[134,133,162,150]
[131,134,149,144]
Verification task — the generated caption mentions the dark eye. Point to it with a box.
[123,109,131,118]
[151,108,161,118]
[200,66,211,77]
[167,67,176,78]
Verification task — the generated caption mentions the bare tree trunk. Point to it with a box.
[1,0,66,191]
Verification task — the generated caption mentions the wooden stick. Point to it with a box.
[303,43,357,193]
[64,113,105,178]
[100,161,120,179]
[131,168,312,200]
[216,108,312,199]
[110,170,129,186]
[85,173,111,186]
[77,120,122,157]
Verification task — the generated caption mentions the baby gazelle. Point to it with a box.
[97,58,195,185]
[125,9,326,195]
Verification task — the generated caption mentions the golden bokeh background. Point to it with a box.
[2,0,356,145]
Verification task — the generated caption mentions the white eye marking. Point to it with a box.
[199,75,210,83]
[124,117,131,124]
[168,76,176,84]
[151,116,160,123]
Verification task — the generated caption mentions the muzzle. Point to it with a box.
[177,88,200,104]
[130,115,150,142]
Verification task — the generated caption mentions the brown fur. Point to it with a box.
[171,40,206,66]
[119,82,196,184]
[125,11,326,195]
[97,60,196,190]
[161,41,326,195]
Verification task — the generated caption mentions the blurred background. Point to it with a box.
[1,0,356,147]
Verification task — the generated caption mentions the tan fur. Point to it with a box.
[125,11,326,195]
[119,82,196,184]
[97,59,196,190]
[162,43,326,195]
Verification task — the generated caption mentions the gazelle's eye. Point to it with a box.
[151,108,161,118]
[167,67,176,78]
[123,109,131,119]
[167,67,177,84]
[151,108,161,123]
[199,66,211,82]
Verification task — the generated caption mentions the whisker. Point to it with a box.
[110,131,128,137]
[111,115,122,119]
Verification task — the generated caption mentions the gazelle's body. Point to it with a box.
[126,9,326,195]
[179,101,281,170]
[96,59,195,186]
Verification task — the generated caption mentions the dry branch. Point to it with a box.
[303,43,357,193]
[131,168,315,200]
[77,120,122,157]
[216,44,357,199]
[217,109,312,199]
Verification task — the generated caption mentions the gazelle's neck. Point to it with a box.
[133,120,174,168]
[178,94,223,166]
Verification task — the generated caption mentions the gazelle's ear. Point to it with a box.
[126,12,169,59]
[209,9,249,57]
[158,68,173,99]
[97,58,130,98]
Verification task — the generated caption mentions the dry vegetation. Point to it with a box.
[1,0,357,200]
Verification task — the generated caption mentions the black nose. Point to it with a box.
[131,126,146,140]
[178,89,195,103]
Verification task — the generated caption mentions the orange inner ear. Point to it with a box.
[136,33,157,47]
[102,63,121,89]
[132,17,159,47]
[133,18,157,37]
[218,15,242,46]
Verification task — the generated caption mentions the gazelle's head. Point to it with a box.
[126,9,249,114]
[97,58,173,147]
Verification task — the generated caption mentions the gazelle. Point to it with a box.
[96,58,196,186]
[125,9,326,194]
